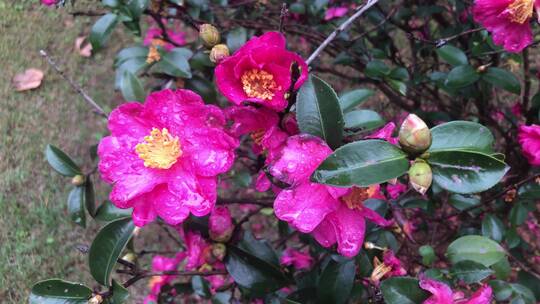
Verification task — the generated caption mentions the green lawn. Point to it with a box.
[0,0,131,301]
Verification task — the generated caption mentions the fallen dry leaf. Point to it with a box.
[75,36,93,57]
[12,68,44,92]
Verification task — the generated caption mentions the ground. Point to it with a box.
[0,0,132,301]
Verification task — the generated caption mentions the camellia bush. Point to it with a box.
[31,0,540,303]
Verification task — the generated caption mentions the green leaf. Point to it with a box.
[448,194,480,211]
[107,280,129,304]
[509,203,528,227]
[518,181,540,201]
[387,79,407,96]
[436,45,468,66]
[89,217,135,286]
[238,232,279,266]
[482,214,505,242]
[451,260,493,283]
[446,235,505,267]
[95,201,133,222]
[191,276,211,298]
[296,74,344,149]
[85,176,96,217]
[317,257,356,304]
[153,48,193,78]
[45,144,81,177]
[343,110,385,131]
[185,76,217,104]
[510,283,537,304]
[428,150,508,194]
[505,228,521,249]
[365,60,391,79]
[482,67,521,95]
[120,70,145,102]
[492,257,511,280]
[419,245,436,266]
[30,279,92,304]
[445,65,479,88]
[114,46,148,67]
[68,187,86,228]
[212,292,232,304]
[489,280,513,301]
[226,27,247,53]
[339,89,374,112]
[380,277,429,304]
[517,271,540,300]
[312,140,409,187]
[429,121,495,153]
[90,13,119,51]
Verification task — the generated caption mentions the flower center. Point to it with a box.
[341,186,378,210]
[250,129,266,145]
[506,0,534,24]
[241,69,282,101]
[135,128,182,169]
[370,256,392,283]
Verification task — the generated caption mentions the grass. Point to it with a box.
[0,0,133,301]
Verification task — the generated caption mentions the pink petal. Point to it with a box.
[325,205,366,257]
[132,195,157,227]
[419,277,454,304]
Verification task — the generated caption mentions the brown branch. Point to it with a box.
[122,270,227,288]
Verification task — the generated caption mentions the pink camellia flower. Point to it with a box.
[366,122,399,145]
[144,253,186,304]
[324,6,349,20]
[280,248,313,270]
[215,32,308,112]
[41,0,58,6]
[98,89,238,227]
[269,134,393,257]
[419,276,492,304]
[143,27,186,51]
[370,250,407,284]
[473,0,540,53]
[209,206,234,242]
[518,124,540,165]
[386,182,407,199]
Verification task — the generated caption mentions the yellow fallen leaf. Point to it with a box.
[12,68,44,92]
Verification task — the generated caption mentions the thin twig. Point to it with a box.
[522,48,531,115]
[278,3,288,33]
[39,50,107,118]
[122,269,227,288]
[217,197,274,207]
[306,0,379,65]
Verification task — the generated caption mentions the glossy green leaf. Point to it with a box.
[448,194,480,211]
[428,150,508,194]
[107,280,129,304]
[339,89,374,112]
[120,70,145,102]
[114,46,148,67]
[445,65,479,88]
[191,276,211,298]
[90,13,119,51]
[505,228,521,249]
[482,67,521,95]
[419,245,436,266]
[343,110,384,131]
[446,235,505,267]
[68,187,86,228]
[238,232,279,266]
[509,203,528,227]
[365,60,391,79]
[436,45,468,66]
[95,201,132,222]
[380,277,429,304]
[517,271,540,300]
[492,257,511,280]
[185,76,217,104]
[451,260,493,283]
[518,181,540,201]
[482,214,505,242]
[317,258,356,304]
[489,280,513,301]
[45,144,81,177]
[29,279,92,304]
[226,27,247,53]
[153,48,193,78]
[85,177,96,217]
[89,217,135,286]
[312,140,409,187]
[296,74,344,149]
[510,283,537,304]
[429,121,495,153]
[387,79,407,96]
[212,292,232,304]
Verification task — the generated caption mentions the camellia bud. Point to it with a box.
[199,24,221,47]
[88,295,103,304]
[121,252,137,264]
[211,243,227,261]
[209,44,230,63]
[408,160,433,195]
[209,206,234,242]
[71,174,85,186]
[398,114,432,154]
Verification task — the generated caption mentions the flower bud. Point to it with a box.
[199,24,221,47]
[211,243,227,261]
[71,174,85,186]
[408,160,432,195]
[121,252,137,264]
[209,206,234,242]
[398,114,432,154]
[88,295,103,304]
[209,44,230,63]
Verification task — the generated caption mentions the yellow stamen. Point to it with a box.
[341,185,378,210]
[241,69,281,101]
[148,276,164,288]
[135,128,182,169]
[506,0,534,24]
[370,256,392,283]
[250,129,266,145]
